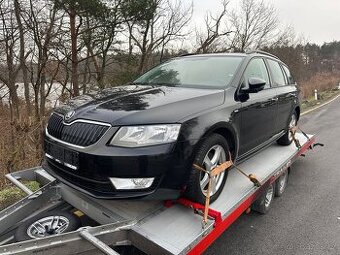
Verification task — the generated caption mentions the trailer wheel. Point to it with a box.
[15,210,81,241]
[185,134,229,204]
[275,169,289,197]
[252,183,275,214]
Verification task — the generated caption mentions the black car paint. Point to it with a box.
[43,53,300,199]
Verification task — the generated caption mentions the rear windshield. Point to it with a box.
[134,56,244,89]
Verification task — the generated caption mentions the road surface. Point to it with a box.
[205,97,340,255]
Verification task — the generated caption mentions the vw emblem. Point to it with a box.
[64,110,75,121]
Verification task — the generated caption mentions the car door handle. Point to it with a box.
[271,97,278,102]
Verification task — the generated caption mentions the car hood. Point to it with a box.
[54,85,225,125]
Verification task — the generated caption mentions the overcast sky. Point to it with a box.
[192,0,340,45]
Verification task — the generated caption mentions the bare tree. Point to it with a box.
[82,0,124,89]
[0,0,21,120]
[230,0,278,52]
[13,0,31,116]
[269,25,298,48]
[54,0,109,96]
[22,0,63,119]
[123,0,192,73]
[195,0,232,53]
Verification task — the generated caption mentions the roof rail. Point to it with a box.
[247,50,279,59]
[180,53,197,57]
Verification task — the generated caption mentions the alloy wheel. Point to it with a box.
[27,216,70,239]
[278,172,288,194]
[264,184,274,208]
[200,145,227,196]
[288,114,297,141]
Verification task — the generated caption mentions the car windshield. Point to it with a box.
[133,56,244,89]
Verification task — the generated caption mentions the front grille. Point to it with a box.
[47,113,109,147]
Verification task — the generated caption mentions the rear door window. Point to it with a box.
[282,65,295,84]
[267,59,286,86]
[243,58,270,89]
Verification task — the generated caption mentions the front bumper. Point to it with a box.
[43,136,193,199]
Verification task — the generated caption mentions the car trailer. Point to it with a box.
[0,132,319,255]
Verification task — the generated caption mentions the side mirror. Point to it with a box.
[242,77,266,93]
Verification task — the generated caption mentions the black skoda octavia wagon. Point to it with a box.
[43,51,300,203]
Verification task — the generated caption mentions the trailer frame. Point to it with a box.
[0,133,317,255]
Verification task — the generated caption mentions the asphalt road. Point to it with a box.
[205,98,340,255]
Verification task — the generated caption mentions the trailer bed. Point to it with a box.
[0,133,316,255]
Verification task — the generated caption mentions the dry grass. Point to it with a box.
[301,89,340,112]
[0,181,40,210]
[299,72,340,99]
[0,105,45,189]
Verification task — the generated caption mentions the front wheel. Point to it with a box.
[184,134,230,204]
[277,112,298,146]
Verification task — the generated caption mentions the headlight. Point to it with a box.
[110,124,181,147]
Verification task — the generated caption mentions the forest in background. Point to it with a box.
[1,0,340,186]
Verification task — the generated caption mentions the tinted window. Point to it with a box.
[243,58,270,89]
[267,59,286,86]
[134,56,244,89]
[282,65,295,84]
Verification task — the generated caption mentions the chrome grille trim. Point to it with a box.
[46,113,111,148]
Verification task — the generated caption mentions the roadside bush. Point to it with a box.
[299,72,340,99]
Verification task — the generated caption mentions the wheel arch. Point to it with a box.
[200,123,238,161]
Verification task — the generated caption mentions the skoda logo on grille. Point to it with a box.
[64,110,75,121]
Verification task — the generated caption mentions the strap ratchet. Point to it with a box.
[193,152,261,227]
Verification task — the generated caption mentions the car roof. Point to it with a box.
[179,51,287,67]
[180,53,247,58]
[181,51,280,60]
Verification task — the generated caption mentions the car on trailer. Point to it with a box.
[43,51,300,204]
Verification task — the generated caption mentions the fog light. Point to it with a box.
[109,177,155,190]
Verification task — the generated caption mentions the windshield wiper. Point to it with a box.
[130,81,181,87]
[149,82,180,87]
[130,82,151,85]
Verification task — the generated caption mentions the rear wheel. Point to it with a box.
[185,134,230,204]
[277,112,298,146]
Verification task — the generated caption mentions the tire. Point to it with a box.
[15,210,81,242]
[184,134,230,204]
[275,168,289,197]
[277,111,298,146]
[252,183,275,214]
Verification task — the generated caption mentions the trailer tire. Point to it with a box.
[185,134,229,204]
[252,183,275,214]
[275,168,289,197]
[15,210,81,241]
